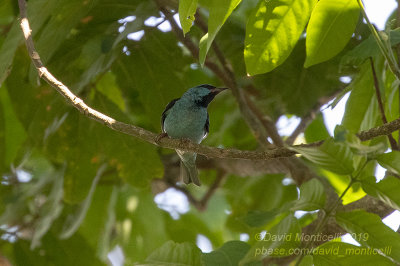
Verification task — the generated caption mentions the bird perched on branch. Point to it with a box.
[161,84,228,186]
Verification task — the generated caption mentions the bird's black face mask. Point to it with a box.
[196,87,228,107]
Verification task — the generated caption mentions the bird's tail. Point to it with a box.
[176,150,201,186]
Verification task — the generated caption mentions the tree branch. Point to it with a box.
[165,171,226,212]
[17,0,400,165]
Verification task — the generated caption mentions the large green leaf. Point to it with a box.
[179,0,198,35]
[336,210,400,263]
[313,242,394,266]
[304,0,359,67]
[361,175,400,211]
[291,138,354,175]
[199,0,242,65]
[143,241,203,266]
[244,0,317,75]
[291,178,326,211]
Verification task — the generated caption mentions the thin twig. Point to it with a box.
[198,171,226,210]
[369,57,398,150]
[167,171,226,211]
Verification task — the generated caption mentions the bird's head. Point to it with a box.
[183,84,229,107]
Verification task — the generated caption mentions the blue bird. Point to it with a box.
[161,84,228,186]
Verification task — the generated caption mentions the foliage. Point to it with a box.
[1,0,400,265]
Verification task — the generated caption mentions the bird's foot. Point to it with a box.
[155,132,169,144]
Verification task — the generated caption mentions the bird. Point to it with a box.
[161,84,228,186]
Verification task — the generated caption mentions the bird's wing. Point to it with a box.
[161,98,180,132]
[203,112,209,139]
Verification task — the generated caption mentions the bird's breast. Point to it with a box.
[164,105,208,144]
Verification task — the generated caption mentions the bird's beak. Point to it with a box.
[210,87,229,95]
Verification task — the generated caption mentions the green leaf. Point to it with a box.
[240,215,301,264]
[362,175,400,211]
[376,151,400,175]
[0,86,27,165]
[305,0,359,67]
[96,72,126,112]
[336,210,400,263]
[245,0,317,75]
[202,241,257,266]
[179,0,198,35]
[199,0,242,65]
[143,241,203,266]
[304,114,331,143]
[291,138,354,175]
[342,61,379,133]
[313,242,394,266]
[320,169,365,205]
[291,178,325,211]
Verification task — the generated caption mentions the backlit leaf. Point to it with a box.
[245,0,317,75]
[305,0,359,67]
[179,0,198,35]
